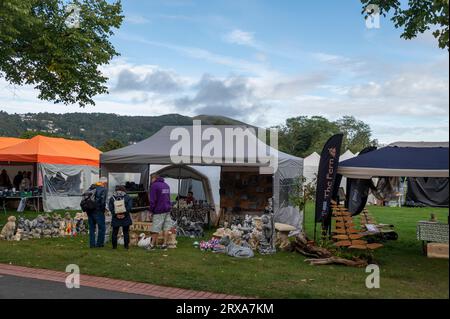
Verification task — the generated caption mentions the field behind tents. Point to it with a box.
[0,205,448,299]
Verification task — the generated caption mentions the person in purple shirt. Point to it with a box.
[148,174,173,250]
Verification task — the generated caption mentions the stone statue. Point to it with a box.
[219,235,254,258]
[243,214,254,228]
[258,198,276,255]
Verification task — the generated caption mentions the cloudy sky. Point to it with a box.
[1,0,448,144]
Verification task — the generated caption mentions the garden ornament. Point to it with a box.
[0,216,16,241]
[219,235,254,258]
[258,199,276,255]
[137,233,151,248]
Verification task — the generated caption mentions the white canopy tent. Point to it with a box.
[303,150,356,187]
[303,152,320,184]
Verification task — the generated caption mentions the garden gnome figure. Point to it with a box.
[258,198,276,255]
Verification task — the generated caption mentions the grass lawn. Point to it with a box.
[0,205,448,299]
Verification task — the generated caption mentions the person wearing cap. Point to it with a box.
[87,177,108,248]
[148,174,173,250]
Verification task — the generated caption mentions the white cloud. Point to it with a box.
[124,14,150,25]
[1,50,448,144]
[224,29,256,47]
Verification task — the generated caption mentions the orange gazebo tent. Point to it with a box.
[0,137,25,150]
[0,135,100,166]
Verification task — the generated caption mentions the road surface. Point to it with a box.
[0,274,154,299]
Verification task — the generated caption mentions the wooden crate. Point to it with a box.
[427,243,449,259]
[130,222,152,233]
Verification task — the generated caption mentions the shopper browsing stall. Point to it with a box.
[0,169,12,188]
[148,174,173,250]
[13,171,23,190]
[109,185,133,250]
[87,177,107,248]
[19,171,32,191]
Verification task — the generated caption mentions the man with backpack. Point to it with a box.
[81,177,107,248]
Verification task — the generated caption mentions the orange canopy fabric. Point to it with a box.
[0,135,101,166]
[0,137,25,150]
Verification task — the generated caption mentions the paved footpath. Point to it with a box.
[0,274,154,299]
[0,263,246,299]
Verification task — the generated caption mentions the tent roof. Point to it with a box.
[304,152,320,166]
[388,141,449,148]
[338,142,449,178]
[101,125,303,169]
[0,137,25,150]
[0,135,101,166]
[339,150,355,161]
[153,165,208,181]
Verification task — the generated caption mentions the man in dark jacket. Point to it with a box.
[87,177,107,248]
[13,171,23,190]
[148,175,173,250]
[0,169,12,189]
[109,185,133,249]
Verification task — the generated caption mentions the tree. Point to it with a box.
[20,130,68,139]
[0,0,123,107]
[99,138,123,152]
[336,116,378,153]
[277,116,377,157]
[361,0,449,50]
[277,116,340,157]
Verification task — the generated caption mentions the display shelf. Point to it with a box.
[220,171,272,212]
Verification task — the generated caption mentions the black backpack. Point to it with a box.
[80,188,96,213]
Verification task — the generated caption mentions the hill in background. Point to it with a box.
[0,111,254,147]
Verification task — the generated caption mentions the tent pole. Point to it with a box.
[303,200,306,235]
[177,166,181,208]
[302,183,306,235]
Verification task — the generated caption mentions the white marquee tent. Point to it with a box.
[303,150,357,188]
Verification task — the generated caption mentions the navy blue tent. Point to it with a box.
[338,142,449,179]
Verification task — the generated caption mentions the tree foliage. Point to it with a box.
[99,138,123,152]
[0,112,242,147]
[336,116,378,153]
[289,176,317,213]
[0,0,123,106]
[361,0,449,50]
[277,116,378,157]
[19,130,69,139]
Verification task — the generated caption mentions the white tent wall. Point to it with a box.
[150,164,221,214]
[180,179,206,200]
[303,150,356,187]
[303,152,320,184]
[179,165,221,212]
[39,163,99,212]
[273,155,304,230]
[101,163,149,198]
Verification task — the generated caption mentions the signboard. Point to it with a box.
[314,134,344,224]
